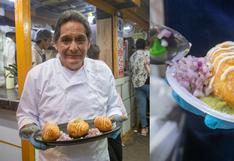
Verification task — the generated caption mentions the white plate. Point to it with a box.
[166,66,234,123]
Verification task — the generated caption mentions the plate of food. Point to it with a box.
[33,116,121,146]
[166,41,234,123]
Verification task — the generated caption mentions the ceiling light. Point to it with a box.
[87,12,95,24]
[124,26,131,31]
[124,24,134,33]
[123,23,135,37]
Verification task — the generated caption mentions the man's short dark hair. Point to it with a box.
[136,38,146,50]
[5,32,15,38]
[35,29,52,43]
[87,44,100,60]
[53,10,92,43]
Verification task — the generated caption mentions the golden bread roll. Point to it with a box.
[42,122,60,141]
[207,41,234,106]
[94,116,112,132]
[67,119,89,138]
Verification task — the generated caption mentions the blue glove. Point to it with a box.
[108,128,121,140]
[109,114,127,122]
[19,124,40,139]
[108,115,123,139]
[29,135,55,150]
[20,124,55,150]
[172,90,234,129]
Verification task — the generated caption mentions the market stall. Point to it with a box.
[0,0,149,160]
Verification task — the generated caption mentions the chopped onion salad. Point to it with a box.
[172,55,212,97]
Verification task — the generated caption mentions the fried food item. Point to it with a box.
[42,122,60,141]
[207,41,234,107]
[67,118,89,138]
[207,41,234,72]
[94,116,112,132]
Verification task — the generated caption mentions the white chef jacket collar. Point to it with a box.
[54,56,97,79]
[83,58,95,73]
[55,55,84,72]
[54,56,96,86]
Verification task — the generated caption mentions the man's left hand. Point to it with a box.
[108,115,123,139]
[109,114,127,122]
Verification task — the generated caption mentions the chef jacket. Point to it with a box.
[3,37,16,66]
[32,43,46,66]
[17,57,123,161]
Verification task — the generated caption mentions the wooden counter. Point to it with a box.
[0,88,19,111]
[0,88,21,161]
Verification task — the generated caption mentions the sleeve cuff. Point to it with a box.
[107,109,122,118]
[18,119,39,130]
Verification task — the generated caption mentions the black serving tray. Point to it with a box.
[33,120,121,146]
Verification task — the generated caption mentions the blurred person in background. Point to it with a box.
[32,29,52,66]
[45,45,57,60]
[130,38,150,136]
[164,0,234,161]
[87,44,100,60]
[3,31,16,67]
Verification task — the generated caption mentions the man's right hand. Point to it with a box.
[20,124,40,139]
[20,124,55,150]
[29,135,55,150]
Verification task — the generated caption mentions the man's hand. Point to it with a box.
[108,115,124,139]
[29,135,55,150]
[20,124,55,150]
[108,129,121,140]
[20,124,40,139]
[109,114,127,122]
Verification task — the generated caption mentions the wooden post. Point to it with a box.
[14,0,34,161]
[112,14,118,78]
[132,0,141,6]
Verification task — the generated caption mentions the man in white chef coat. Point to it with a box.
[3,31,16,67]
[32,29,52,66]
[17,10,124,161]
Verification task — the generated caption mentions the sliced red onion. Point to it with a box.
[172,55,212,97]
[85,128,102,138]
[57,131,73,141]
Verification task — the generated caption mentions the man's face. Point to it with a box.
[55,21,90,71]
[42,38,52,50]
